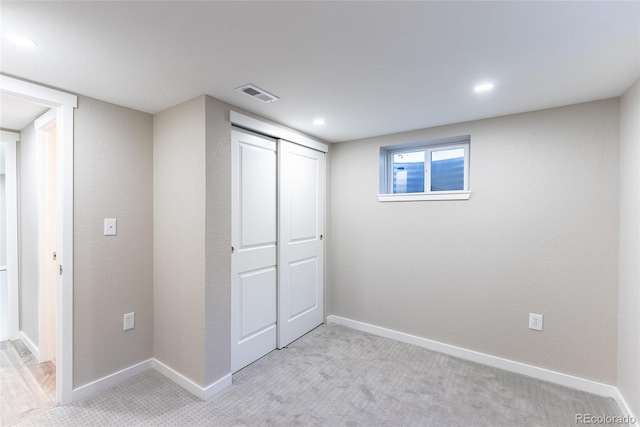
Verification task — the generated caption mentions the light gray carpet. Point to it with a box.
[16,324,622,426]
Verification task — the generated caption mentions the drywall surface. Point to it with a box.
[329,99,620,384]
[203,96,232,385]
[74,96,153,388]
[153,96,207,386]
[18,122,39,346]
[618,78,640,416]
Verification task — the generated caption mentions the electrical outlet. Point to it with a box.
[529,313,543,331]
[124,312,135,331]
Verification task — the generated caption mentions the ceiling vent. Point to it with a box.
[236,84,280,103]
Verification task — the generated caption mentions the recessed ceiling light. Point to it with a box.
[313,119,326,126]
[474,83,495,93]
[8,34,38,48]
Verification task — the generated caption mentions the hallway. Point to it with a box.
[0,339,56,426]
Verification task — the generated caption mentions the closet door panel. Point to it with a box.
[278,140,325,348]
[289,154,318,241]
[288,257,318,318]
[231,129,277,372]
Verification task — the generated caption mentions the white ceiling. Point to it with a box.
[0,93,50,131]
[1,1,638,143]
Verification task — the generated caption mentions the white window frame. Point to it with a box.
[378,135,471,202]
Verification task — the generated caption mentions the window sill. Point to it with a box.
[377,191,471,202]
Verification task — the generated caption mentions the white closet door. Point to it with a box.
[278,139,325,348]
[231,129,277,372]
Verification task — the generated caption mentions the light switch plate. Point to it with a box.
[104,218,117,236]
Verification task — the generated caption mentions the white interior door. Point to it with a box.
[231,129,277,372]
[278,140,325,348]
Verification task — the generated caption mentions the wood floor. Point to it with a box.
[0,339,56,426]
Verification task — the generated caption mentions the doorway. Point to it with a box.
[0,75,77,405]
[0,114,59,426]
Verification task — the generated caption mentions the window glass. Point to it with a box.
[379,136,469,199]
[393,151,425,193]
[430,148,464,191]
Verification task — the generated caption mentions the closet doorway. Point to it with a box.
[230,127,326,372]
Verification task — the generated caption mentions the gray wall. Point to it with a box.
[204,96,232,385]
[18,121,39,346]
[329,99,620,384]
[73,96,153,388]
[153,95,252,387]
[618,78,640,416]
[153,95,207,385]
[14,82,627,397]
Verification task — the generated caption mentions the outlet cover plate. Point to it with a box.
[124,312,135,331]
[529,313,543,331]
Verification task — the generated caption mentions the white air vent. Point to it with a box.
[236,84,279,103]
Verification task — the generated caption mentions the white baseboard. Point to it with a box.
[152,358,232,400]
[68,357,231,404]
[613,388,638,423]
[72,358,153,402]
[19,331,40,362]
[66,357,231,404]
[327,315,618,398]
[54,316,634,419]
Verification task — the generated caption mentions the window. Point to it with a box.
[379,135,470,202]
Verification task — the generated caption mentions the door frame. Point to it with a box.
[1,131,19,343]
[229,111,327,154]
[0,75,77,404]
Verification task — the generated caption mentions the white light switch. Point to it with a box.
[104,218,117,236]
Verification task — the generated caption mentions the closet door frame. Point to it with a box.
[229,112,328,370]
[230,111,327,153]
